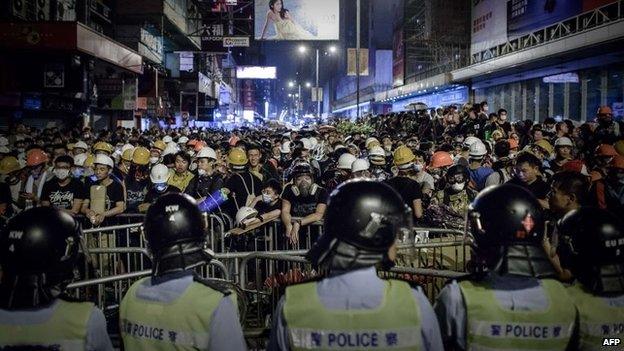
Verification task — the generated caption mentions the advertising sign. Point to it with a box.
[392,29,405,87]
[470,0,508,55]
[223,36,250,47]
[255,0,339,41]
[347,48,369,76]
[236,66,277,79]
[507,0,581,38]
[201,23,228,53]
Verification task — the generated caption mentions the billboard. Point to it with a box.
[254,0,339,41]
[236,66,277,79]
[508,0,581,39]
[471,0,508,55]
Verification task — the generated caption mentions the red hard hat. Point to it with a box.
[429,151,454,169]
[595,144,618,157]
[597,106,613,115]
[26,149,49,167]
[610,155,624,170]
[194,141,207,152]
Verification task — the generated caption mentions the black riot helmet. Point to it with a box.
[307,180,412,271]
[558,208,624,295]
[468,184,554,278]
[0,207,81,309]
[143,193,212,276]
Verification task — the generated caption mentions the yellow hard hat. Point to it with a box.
[228,147,248,166]
[93,141,113,154]
[393,145,415,166]
[121,148,134,162]
[0,156,22,175]
[533,139,554,157]
[152,140,166,152]
[132,147,150,166]
[615,140,624,156]
[84,154,95,168]
[67,143,75,151]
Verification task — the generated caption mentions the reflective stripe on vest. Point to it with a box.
[0,299,92,350]
[566,283,624,351]
[459,279,575,350]
[283,279,422,350]
[119,277,225,350]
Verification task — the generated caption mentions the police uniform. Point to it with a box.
[269,180,443,351]
[120,193,246,351]
[435,184,578,351]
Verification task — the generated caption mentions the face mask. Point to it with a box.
[72,168,84,178]
[150,157,160,164]
[197,168,207,176]
[54,169,70,180]
[262,193,273,204]
[189,162,198,171]
[413,163,423,172]
[155,183,168,193]
[451,182,465,192]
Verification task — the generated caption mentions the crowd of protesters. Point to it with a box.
[0,102,623,253]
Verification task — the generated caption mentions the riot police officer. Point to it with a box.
[268,180,443,350]
[557,208,624,350]
[119,193,246,350]
[435,184,577,350]
[0,207,113,350]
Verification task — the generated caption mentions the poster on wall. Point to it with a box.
[392,29,404,87]
[507,0,582,39]
[471,0,508,55]
[254,0,339,41]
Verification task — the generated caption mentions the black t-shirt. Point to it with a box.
[0,182,14,220]
[87,178,125,211]
[124,177,150,213]
[282,184,328,217]
[254,198,282,215]
[224,172,263,216]
[188,174,224,199]
[41,178,86,210]
[508,177,550,200]
[385,176,423,208]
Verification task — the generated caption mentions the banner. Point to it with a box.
[347,48,369,76]
[470,0,508,55]
[255,0,339,41]
[392,28,404,87]
[508,0,581,39]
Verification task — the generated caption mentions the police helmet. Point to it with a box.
[0,207,81,309]
[558,208,624,295]
[468,184,554,277]
[308,180,412,271]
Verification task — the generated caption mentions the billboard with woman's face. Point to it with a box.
[255,0,339,41]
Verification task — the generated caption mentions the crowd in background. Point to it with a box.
[0,102,623,258]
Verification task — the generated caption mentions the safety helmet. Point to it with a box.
[468,184,553,277]
[132,147,150,166]
[309,137,319,149]
[365,137,380,150]
[150,164,170,184]
[610,155,624,170]
[178,136,189,145]
[194,141,207,152]
[595,144,618,157]
[26,149,49,167]
[393,145,415,167]
[533,139,554,157]
[308,180,412,271]
[337,153,357,170]
[152,140,167,153]
[163,135,173,144]
[280,141,291,154]
[0,146,9,154]
[0,136,8,146]
[368,146,386,166]
[143,193,211,276]
[235,206,259,226]
[0,156,22,175]
[73,153,88,167]
[468,141,487,158]
[121,148,135,162]
[93,141,113,154]
[196,147,217,160]
[163,143,179,157]
[463,136,481,149]
[228,147,248,167]
[615,140,624,156]
[300,138,313,150]
[0,207,81,309]
[446,164,469,183]
[93,154,114,169]
[554,137,573,148]
[73,141,89,152]
[558,208,624,295]
[351,158,370,173]
[84,154,95,168]
[288,160,314,179]
[429,151,453,169]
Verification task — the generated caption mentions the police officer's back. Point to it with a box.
[557,208,624,350]
[119,193,246,350]
[434,184,577,350]
[0,207,113,350]
[269,180,443,350]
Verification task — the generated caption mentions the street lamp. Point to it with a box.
[329,45,337,54]
[305,82,312,88]
[298,45,307,54]
[288,81,295,88]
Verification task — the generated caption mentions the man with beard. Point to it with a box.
[281,161,327,247]
[123,147,151,213]
[40,155,86,215]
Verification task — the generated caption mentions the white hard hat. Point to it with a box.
[337,153,357,170]
[94,154,114,168]
[121,143,134,154]
[74,153,88,167]
[150,164,170,184]
[365,137,379,148]
[0,146,9,154]
[308,137,318,148]
[236,206,258,226]
[334,144,346,152]
[163,143,179,156]
[368,146,385,158]
[300,138,312,150]
[0,136,8,146]
[196,147,217,160]
[163,135,173,144]
[280,141,291,154]
[74,141,89,151]
[178,136,189,144]
[351,158,370,173]
[554,137,574,147]
[463,136,481,148]
[469,141,487,157]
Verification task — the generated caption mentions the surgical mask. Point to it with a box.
[150,157,159,164]
[72,168,84,178]
[189,162,198,172]
[197,168,207,176]
[451,182,465,192]
[262,193,273,204]
[155,183,168,193]
[413,163,423,172]
[53,169,70,180]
